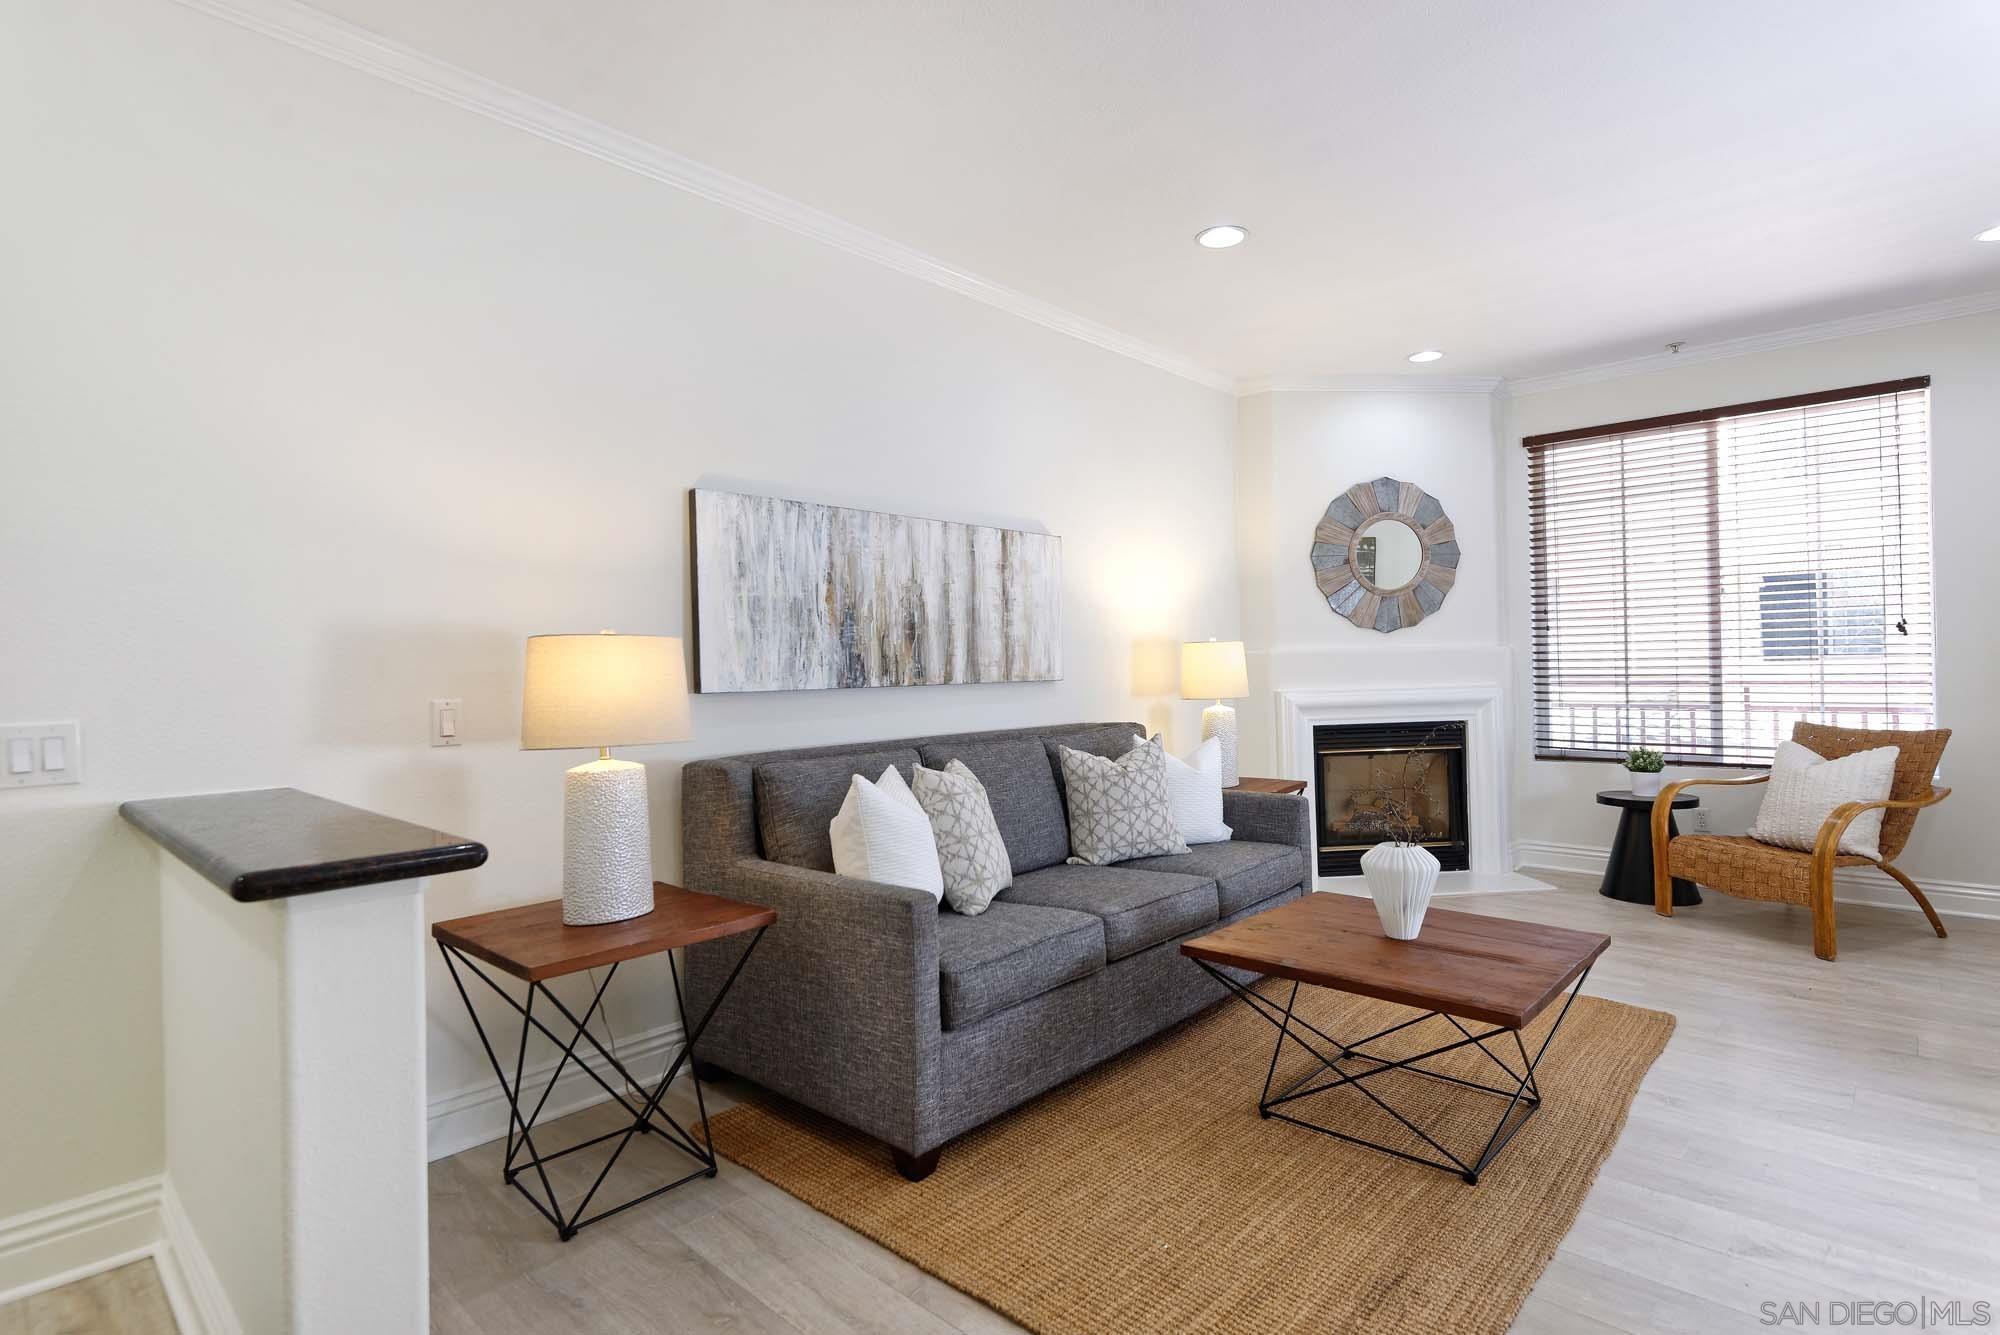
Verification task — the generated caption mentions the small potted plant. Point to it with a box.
[1623,746,1666,798]
[1350,733,1445,940]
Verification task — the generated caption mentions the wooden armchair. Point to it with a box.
[1650,722,1952,961]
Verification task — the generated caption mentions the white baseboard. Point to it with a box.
[0,1176,163,1309]
[1314,869,1558,897]
[427,1018,688,1161]
[0,1175,240,1334]
[155,1177,240,1335]
[1512,839,2000,921]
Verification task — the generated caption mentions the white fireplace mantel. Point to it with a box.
[1274,683,1543,892]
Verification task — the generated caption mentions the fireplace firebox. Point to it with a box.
[1313,720,1468,877]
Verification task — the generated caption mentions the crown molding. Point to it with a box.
[169,0,1237,394]
[157,0,2000,407]
[1501,289,2000,398]
[1236,373,1503,396]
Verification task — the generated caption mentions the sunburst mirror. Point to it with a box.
[1310,476,1458,632]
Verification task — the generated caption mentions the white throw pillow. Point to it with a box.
[1130,733,1232,845]
[1748,740,1900,859]
[828,765,943,900]
[911,760,1013,915]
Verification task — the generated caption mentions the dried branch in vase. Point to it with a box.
[1344,723,1452,848]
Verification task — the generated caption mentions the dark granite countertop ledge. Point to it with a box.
[121,787,487,902]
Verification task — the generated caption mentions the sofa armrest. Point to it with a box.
[1224,788,1315,886]
[681,858,941,1152]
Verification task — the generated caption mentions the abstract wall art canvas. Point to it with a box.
[690,489,1063,693]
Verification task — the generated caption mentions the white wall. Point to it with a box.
[0,0,1238,1224]
[1503,313,2000,900]
[1235,388,1512,777]
[158,855,286,1334]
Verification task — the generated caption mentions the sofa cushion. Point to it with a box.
[754,749,921,871]
[1000,864,1217,961]
[918,738,1070,874]
[1040,724,1141,802]
[936,902,1105,1030]
[1057,740,1189,866]
[1121,840,1308,916]
[912,759,1013,916]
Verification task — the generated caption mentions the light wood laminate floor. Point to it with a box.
[0,1261,178,1335]
[430,877,2000,1334]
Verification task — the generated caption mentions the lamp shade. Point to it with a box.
[1180,640,1248,700]
[521,633,691,751]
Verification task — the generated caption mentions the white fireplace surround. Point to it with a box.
[1274,683,1543,893]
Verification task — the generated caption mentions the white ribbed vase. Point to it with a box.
[1360,841,1441,941]
[1626,770,1663,797]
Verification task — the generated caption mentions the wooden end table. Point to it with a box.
[1227,777,1308,795]
[1182,893,1607,1184]
[433,883,773,1240]
[1596,789,1701,907]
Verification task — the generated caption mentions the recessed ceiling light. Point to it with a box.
[1195,225,1248,249]
[1407,349,1445,363]
[1977,223,2000,242]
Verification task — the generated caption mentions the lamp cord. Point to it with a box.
[583,967,646,1105]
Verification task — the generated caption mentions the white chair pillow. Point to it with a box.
[1748,740,1900,860]
[828,765,943,900]
[1130,733,1232,845]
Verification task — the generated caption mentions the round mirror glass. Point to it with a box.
[1352,515,1424,592]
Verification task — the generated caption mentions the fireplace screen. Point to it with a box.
[1313,721,1468,876]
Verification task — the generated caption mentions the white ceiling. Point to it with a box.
[305,0,2000,385]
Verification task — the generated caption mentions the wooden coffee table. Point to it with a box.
[1182,892,1609,1184]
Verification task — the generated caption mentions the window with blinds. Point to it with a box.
[1525,377,1934,766]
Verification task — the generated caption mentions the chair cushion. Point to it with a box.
[936,902,1105,1030]
[1748,740,1899,859]
[1121,839,1308,916]
[754,749,920,871]
[918,738,1070,874]
[1667,833,1870,907]
[1000,864,1217,961]
[1790,722,1950,861]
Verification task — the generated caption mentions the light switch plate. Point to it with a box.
[430,698,462,748]
[3,721,80,788]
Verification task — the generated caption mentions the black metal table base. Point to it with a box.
[438,928,764,1240]
[1194,961,1592,1184]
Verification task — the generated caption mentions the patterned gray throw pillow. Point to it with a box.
[911,759,1013,915]
[1059,739,1190,866]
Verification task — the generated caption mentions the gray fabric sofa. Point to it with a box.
[680,721,1313,1180]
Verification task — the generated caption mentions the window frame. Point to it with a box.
[1523,375,1934,768]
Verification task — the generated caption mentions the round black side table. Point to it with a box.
[1596,790,1702,906]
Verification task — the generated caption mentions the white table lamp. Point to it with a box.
[1181,639,1249,786]
[522,631,691,925]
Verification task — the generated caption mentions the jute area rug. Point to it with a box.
[708,984,1673,1335]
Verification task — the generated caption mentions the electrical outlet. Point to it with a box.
[430,699,462,748]
[1693,808,1709,832]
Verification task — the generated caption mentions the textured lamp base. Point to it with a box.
[1202,702,1240,787]
[562,758,654,925]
